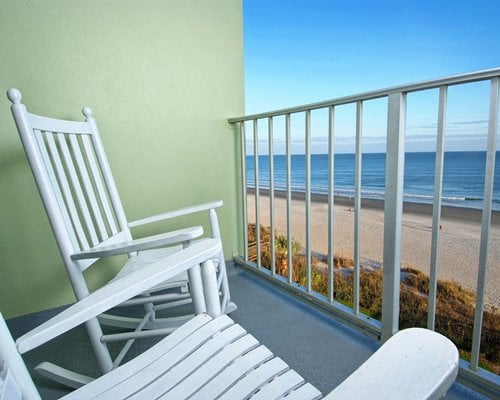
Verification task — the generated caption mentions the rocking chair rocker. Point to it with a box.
[7,88,235,387]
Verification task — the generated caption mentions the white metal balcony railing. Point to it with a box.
[228,68,500,397]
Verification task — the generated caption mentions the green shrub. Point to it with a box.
[247,224,500,374]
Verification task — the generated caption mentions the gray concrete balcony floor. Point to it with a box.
[7,262,488,399]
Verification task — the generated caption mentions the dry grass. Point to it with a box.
[248,224,500,374]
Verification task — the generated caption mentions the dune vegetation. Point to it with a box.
[248,223,499,374]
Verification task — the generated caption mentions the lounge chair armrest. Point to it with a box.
[16,239,222,354]
[128,200,223,228]
[324,328,459,400]
[70,226,203,260]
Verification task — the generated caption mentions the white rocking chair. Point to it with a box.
[7,88,235,387]
[1,240,459,400]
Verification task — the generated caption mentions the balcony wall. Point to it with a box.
[0,0,244,318]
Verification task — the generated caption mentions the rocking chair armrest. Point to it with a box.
[70,226,203,260]
[324,328,459,400]
[16,239,222,354]
[127,200,223,228]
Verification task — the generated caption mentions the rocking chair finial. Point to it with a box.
[82,106,93,120]
[6,88,22,104]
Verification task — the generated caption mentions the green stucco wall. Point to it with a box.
[0,0,244,318]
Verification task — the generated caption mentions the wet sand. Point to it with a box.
[247,189,500,309]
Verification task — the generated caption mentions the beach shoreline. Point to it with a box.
[248,188,500,225]
[246,188,500,309]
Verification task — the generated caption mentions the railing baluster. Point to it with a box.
[253,119,261,268]
[328,106,335,303]
[470,76,499,370]
[428,86,447,330]
[305,110,312,292]
[240,122,248,262]
[286,113,293,283]
[382,92,406,343]
[353,101,363,315]
[269,117,276,275]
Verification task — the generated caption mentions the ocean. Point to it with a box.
[246,151,500,211]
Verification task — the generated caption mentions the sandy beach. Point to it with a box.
[247,190,500,309]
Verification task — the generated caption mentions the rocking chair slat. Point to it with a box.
[189,345,274,400]
[44,131,90,250]
[57,132,100,247]
[69,134,109,241]
[249,369,305,400]
[217,357,290,400]
[80,134,119,235]
[276,383,322,400]
[164,334,260,399]
[86,120,131,237]
[33,129,81,250]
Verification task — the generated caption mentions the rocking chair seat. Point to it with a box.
[111,239,222,291]
[112,246,189,290]
[62,313,322,400]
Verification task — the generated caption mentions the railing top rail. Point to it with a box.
[228,67,500,123]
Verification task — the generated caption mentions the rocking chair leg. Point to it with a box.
[209,209,235,314]
[187,264,207,315]
[201,259,222,318]
[84,318,113,374]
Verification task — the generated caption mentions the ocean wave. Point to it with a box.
[248,186,500,209]
[248,184,492,202]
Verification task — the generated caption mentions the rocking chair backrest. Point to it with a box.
[8,89,131,275]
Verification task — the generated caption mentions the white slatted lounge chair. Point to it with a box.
[1,240,459,400]
[6,88,235,387]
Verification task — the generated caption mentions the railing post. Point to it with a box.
[268,117,276,275]
[240,122,248,261]
[353,101,363,315]
[253,119,261,268]
[286,113,293,283]
[382,92,406,343]
[470,76,499,370]
[328,106,335,302]
[305,110,312,292]
[428,86,447,330]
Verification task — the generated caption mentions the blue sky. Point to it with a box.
[243,0,500,153]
